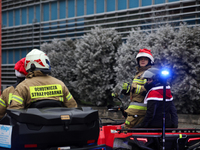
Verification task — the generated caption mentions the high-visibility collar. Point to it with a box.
[144,86,173,104]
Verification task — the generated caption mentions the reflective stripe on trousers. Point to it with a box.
[128,102,147,110]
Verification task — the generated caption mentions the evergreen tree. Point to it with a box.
[40,38,79,101]
[114,24,200,113]
[72,26,122,106]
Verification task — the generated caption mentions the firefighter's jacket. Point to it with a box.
[8,71,77,109]
[0,86,15,118]
[125,66,151,116]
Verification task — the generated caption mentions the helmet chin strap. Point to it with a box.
[30,64,36,72]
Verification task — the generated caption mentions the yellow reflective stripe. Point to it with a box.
[29,84,63,99]
[0,98,6,107]
[12,95,23,104]
[8,93,13,105]
[59,97,64,102]
[66,93,72,101]
[135,85,141,94]
[179,134,182,138]
[127,85,130,93]
[133,79,147,84]
[128,105,147,110]
[125,120,130,125]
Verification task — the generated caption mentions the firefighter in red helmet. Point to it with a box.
[0,58,28,119]
[122,48,154,129]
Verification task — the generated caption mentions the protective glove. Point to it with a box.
[111,92,118,98]
[122,82,130,95]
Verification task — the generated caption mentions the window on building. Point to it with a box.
[15,9,20,26]
[96,0,104,13]
[168,0,179,2]
[118,0,126,10]
[14,50,20,63]
[43,3,49,21]
[77,0,84,16]
[22,7,27,25]
[183,15,196,25]
[59,0,66,19]
[28,6,34,24]
[8,50,14,64]
[36,5,40,22]
[87,0,94,15]
[2,51,7,64]
[142,0,152,6]
[21,49,28,58]
[8,10,13,27]
[68,19,75,29]
[51,1,57,20]
[2,11,7,27]
[68,0,75,18]
[107,0,115,12]
[155,0,165,4]
[129,0,139,8]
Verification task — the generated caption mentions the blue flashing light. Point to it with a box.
[161,70,169,76]
[160,69,170,79]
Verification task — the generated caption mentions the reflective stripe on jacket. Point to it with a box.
[130,66,151,103]
[9,71,77,109]
[0,86,15,119]
[127,66,151,116]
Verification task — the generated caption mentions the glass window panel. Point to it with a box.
[68,0,75,17]
[36,5,40,22]
[118,0,126,10]
[59,0,66,19]
[129,0,139,8]
[168,0,179,2]
[22,7,27,24]
[107,0,115,12]
[77,0,84,16]
[2,51,7,64]
[155,0,165,4]
[2,11,7,27]
[51,1,57,20]
[15,50,20,63]
[15,9,20,26]
[8,10,13,27]
[21,49,28,58]
[8,50,14,64]
[96,0,104,13]
[28,6,34,24]
[142,0,152,6]
[43,3,49,21]
[87,0,94,15]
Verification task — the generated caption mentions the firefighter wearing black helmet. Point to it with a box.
[137,67,178,128]
[8,49,77,109]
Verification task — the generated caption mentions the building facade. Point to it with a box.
[1,0,200,91]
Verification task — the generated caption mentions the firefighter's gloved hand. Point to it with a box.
[122,82,130,94]
[111,93,118,98]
